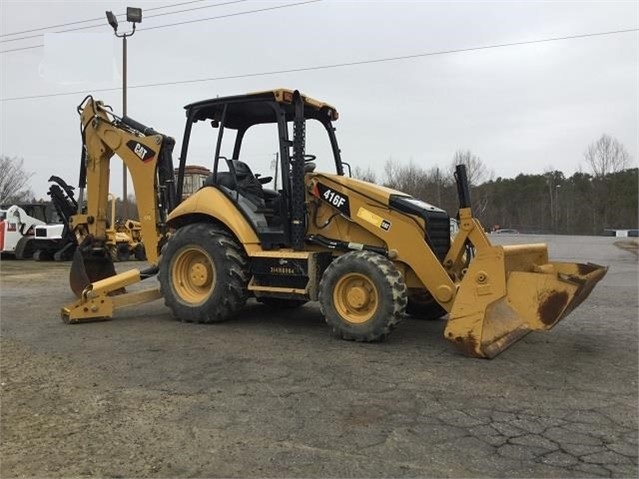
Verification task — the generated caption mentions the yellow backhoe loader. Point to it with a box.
[62,90,607,358]
[106,193,145,261]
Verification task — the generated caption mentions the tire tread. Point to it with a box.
[319,250,407,342]
[158,223,249,324]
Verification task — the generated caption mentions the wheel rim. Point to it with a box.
[171,246,216,304]
[333,272,379,324]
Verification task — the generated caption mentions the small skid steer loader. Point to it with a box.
[62,89,607,358]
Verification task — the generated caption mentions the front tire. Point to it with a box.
[319,250,407,342]
[14,237,35,260]
[158,223,249,323]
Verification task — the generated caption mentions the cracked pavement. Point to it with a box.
[1,234,637,477]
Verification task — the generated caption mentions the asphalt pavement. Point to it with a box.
[1,234,637,478]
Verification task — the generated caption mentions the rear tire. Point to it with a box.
[319,250,407,342]
[159,223,249,324]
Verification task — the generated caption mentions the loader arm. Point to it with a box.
[306,169,607,359]
[307,174,459,308]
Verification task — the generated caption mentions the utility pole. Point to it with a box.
[435,167,442,206]
[555,184,561,233]
[106,7,142,218]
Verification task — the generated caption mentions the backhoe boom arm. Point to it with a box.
[64,97,177,321]
[73,97,176,266]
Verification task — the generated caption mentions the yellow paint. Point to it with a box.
[74,99,166,266]
[167,188,260,246]
[333,272,379,324]
[170,246,216,305]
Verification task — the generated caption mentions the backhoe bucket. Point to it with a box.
[444,244,607,358]
[70,247,118,297]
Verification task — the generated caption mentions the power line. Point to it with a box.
[0,0,250,44]
[0,0,321,53]
[0,0,212,38]
[1,27,637,102]
[141,0,320,31]
[1,44,42,53]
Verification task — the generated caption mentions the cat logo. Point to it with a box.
[134,143,148,160]
[357,207,392,232]
[126,140,156,163]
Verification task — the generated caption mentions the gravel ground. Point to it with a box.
[1,234,637,478]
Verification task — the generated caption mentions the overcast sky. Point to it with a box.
[1,0,638,199]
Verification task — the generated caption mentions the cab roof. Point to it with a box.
[184,89,339,130]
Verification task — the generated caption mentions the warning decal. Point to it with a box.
[357,207,391,231]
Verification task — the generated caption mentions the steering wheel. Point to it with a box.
[303,154,316,163]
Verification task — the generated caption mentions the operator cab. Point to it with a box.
[177,89,343,248]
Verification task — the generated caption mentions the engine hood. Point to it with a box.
[310,172,445,213]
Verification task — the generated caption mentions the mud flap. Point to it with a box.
[70,247,119,297]
[444,244,608,358]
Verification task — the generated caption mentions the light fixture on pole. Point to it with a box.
[105,6,142,217]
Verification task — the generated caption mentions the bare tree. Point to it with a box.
[383,158,428,198]
[0,156,34,204]
[584,134,631,177]
[449,150,494,217]
[426,165,447,206]
[352,165,377,184]
[450,150,493,186]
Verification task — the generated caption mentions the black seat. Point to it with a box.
[205,171,235,190]
[262,188,279,200]
[204,160,266,206]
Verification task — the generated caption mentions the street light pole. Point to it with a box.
[122,33,127,215]
[123,33,127,117]
[106,7,142,218]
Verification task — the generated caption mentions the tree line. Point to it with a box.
[354,134,637,235]
[2,134,636,234]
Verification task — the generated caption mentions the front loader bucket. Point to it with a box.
[70,247,118,297]
[444,244,607,358]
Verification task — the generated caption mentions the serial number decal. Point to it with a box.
[270,266,296,275]
[316,183,351,217]
[126,140,156,163]
[357,207,392,231]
